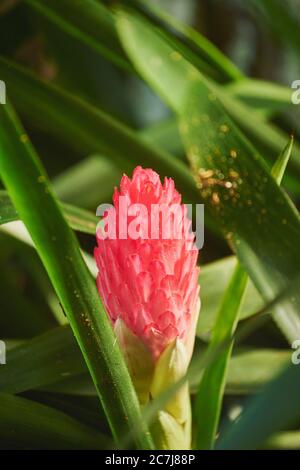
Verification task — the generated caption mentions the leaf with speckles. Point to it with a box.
[0,100,154,450]
[118,1,300,198]
[116,7,300,343]
[193,139,292,450]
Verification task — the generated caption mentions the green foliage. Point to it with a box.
[116,6,300,343]
[0,102,153,449]
[0,0,299,450]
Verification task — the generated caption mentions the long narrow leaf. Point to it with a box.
[26,0,300,191]
[197,255,263,338]
[0,101,153,449]
[126,0,242,81]
[0,57,200,206]
[195,263,248,449]
[248,0,300,56]
[217,362,300,449]
[52,154,121,209]
[24,0,132,72]
[0,393,110,450]
[116,9,300,343]
[0,326,84,394]
[119,2,300,195]
[194,139,292,449]
[0,218,265,339]
[0,320,290,400]
[0,190,98,234]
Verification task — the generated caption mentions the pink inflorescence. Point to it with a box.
[94,166,200,359]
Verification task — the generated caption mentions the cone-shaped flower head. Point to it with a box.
[94,166,200,361]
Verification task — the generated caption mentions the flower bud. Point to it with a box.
[94,166,200,449]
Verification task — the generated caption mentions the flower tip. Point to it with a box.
[95,165,200,361]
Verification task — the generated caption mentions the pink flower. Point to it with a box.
[94,166,200,360]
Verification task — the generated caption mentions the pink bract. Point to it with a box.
[94,166,200,360]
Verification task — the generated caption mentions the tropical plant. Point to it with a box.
[0,0,300,450]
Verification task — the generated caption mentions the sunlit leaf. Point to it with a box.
[116,8,300,344]
[0,101,154,449]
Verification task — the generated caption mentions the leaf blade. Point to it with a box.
[0,190,98,234]
[194,263,248,449]
[0,101,154,449]
[116,9,300,343]
[0,393,110,450]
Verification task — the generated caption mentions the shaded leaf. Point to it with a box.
[25,0,132,72]
[194,263,248,449]
[217,362,300,449]
[0,393,110,449]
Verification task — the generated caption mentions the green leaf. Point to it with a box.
[140,112,300,198]
[0,211,282,346]
[21,390,109,434]
[195,132,293,450]
[248,0,300,56]
[264,431,300,450]
[0,189,98,235]
[271,136,294,184]
[25,0,300,196]
[52,154,122,209]
[195,267,299,450]
[116,9,300,344]
[225,79,294,116]
[217,362,300,449]
[0,254,57,337]
[0,326,85,394]
[0,101,154,449]
[41,373,95,396]
[125,0,242,82]
[0,56,201,207]
[117,2,300,197]
[26,0,300,180]
[221,348,290,395]
[0,393,110,449]
[198,256,263,338]
[0,321,290,399]
[194,262,248,449]
[215,89,300,195]
[24,0,132,73]
[140,118,185,160]
[47,348,291,398]
[189,348,290,395]
[1,212,264,340]
[57,202,98,234]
